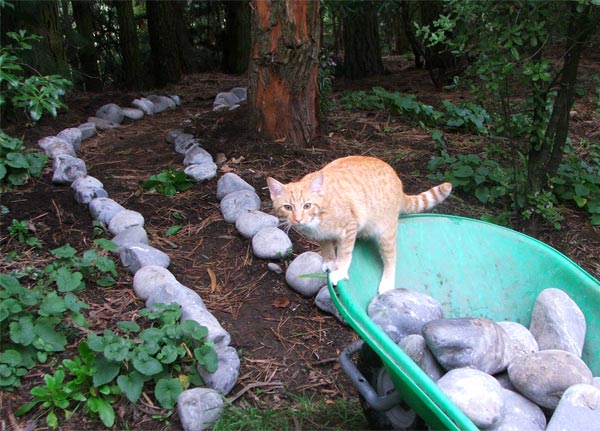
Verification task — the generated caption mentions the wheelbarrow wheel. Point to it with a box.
[356,344,425,430]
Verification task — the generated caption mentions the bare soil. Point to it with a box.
[1,59,599,430]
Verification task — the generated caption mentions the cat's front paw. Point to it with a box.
[329,269,349,286]
[377,279,395,294]
[321,260,335,273]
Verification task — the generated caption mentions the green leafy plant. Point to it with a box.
[0,240,118,390]
[0,30,72,121]
[0,132,47,190]
[442,100,490,135]
[141,167,194,197]
[318,50,337,113]
[7,218,42,248]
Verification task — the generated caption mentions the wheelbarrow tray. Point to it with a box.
[329,214,600,430]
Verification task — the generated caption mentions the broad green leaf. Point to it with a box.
[117,371,145,402]
[155,378,183,409]
[194,344,218,373]
[104,337,131,362]
[88,397,115,427]
[92,356,121,386]
[39,291,67,316]
[33,317,66,352]
[475,186,490,204]
[93,238,118,251]
[46,410,59,429]
[87,333,105,352]
[56,267,83,292]
[157,344,180,364]
[50,244,77,259]
[10,316,34,345]
[181,319,208,340]
[452,165,475,178]
[5,152,29,168]
[117,321,140,332]
[132,349,163,376]
[0,349,22,366]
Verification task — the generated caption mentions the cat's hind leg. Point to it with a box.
[376,227,398,293]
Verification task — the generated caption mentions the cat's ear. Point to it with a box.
[310,173,324,195]
[267,177,284,200]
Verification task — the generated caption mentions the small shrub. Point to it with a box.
[141,167,194,197]
[0,132,47,191]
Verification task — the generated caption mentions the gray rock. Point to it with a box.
[423,317,511,374]
[368,289,443,344]
[166,128,185,144]
[40,137,76,159]
[174,134,199,154]
[177,388,224,431]
[132,97,154,115]
[507,349,593,409]
[89,197,125,224]
[494,372,517,392]
[487,389,546,431]
[267,263,283,274]
[285,251,325,297]
[197,346,240,396]
[87,116,119,130]
[497,321,538,362]
[95,103,124,124]
[220,189,261,223]
[77,122,97,140]
[111,225,148,251]
[235,210,279,239]
[230,87,247,101]
[132,265,178,301]
[212,103,230,112]
[184,163,218,182]
[71,175,105,204]
[52,154,87,184]
[529,288,586,357]
[108,209,145,235]
[315,285,345,323]
[216,173,255,200]
[180,304,231,350]
[437,368,504,429]
[169,95,181,106]
[119,242,170,274]
[546,384,600,431]
[398,334,444,382]
[57,128,83,151]
[252,227,292,260]
[122,107,144,120]
[145,283,207,313]
[147,94,176,113]
[183,146,213,165]
[213,92,240,110]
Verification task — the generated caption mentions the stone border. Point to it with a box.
[37,95,236,431]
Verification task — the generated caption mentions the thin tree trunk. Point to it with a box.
[71,0,102,91]
[222,0,251,74]
[342,1,383,79]
[526,4,595,195]
[113,0,144,89]
[146,0,181,87]
[173,1,196,73]
[249,0,320,145]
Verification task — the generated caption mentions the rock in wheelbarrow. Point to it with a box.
[367,288,443,343]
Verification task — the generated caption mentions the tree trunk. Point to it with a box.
[146,0,181,87]
[39,1,68,74]
[71,0,102,91]
[526,4,596,195]
[249,0,320,145]
[222,0,251,74]
[342,1,384,79]
[172,1,196,73]
[401,0,424,68]
[113,0,144,89]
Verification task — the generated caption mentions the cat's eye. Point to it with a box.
[283,204,293,211]
[303,203,312,210]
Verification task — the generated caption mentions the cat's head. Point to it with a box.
[266,174,324,227]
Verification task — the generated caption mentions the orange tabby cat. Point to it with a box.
[267,156,452,293]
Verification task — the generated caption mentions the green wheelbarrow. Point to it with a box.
[328,214,600,430]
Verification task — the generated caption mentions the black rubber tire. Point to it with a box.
[356,343,426,430]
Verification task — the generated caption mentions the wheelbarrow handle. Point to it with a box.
[339,339,403,412]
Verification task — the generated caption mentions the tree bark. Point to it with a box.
[249,0,320,145]
[342,1,384,79]
[526,4,596,195]
[71,0,102,91]
[146,0,181,87]
[222,0,251,74]
[113,0,144,89]
[172,1,196,73]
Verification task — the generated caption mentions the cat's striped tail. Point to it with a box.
[401,182,453,214]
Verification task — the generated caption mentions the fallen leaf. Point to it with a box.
[273,137,286,143]
[325,399,335,405]
[220,164,233,173]
[230,156,245,164]
[272,296,290,308]
[207,268,218,293]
